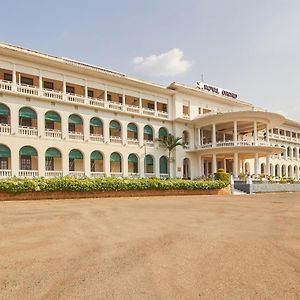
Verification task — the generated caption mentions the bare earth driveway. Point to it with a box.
[1,193,300,300]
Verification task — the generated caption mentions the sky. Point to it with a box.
[1,0,299,121]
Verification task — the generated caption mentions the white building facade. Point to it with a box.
[0,43,299,180]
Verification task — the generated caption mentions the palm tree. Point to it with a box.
[156,133,186,178]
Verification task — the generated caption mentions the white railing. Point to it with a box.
[18,126,38,136]
[45,129,62,139]
[157,110,168,118]
[128,173,140,178]
[90,134,104,142]
[216,141,235,147]
[145,173,155,178]
[109,102,123,110]
[142,108,155,116]
[110,172,123,178]
[0,169,12,178]
[126,104,140,113]
[45,171,63,178]
[182,113,190,119]
[201,143,213,148]
[19,170,39,178]
[127,138,139,146]
[43,89,63,100]
[0,80,12,91]
[110,136,122,143]
[67,93,85,104]
[0,123,11,134]
[200,140,271,149]
[144,140,155,147]
[69,171,85,178]
[69,131,84,140]
[16,84,38,95]
[160,174,169,179]
[89,97,104,107]
[90,172,105,178]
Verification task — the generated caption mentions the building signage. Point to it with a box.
[196,81,238,99]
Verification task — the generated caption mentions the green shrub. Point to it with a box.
[0,176,229,194]
[214,169,230,184]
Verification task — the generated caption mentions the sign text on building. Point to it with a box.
[196,81,238,99]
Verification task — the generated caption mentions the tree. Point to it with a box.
[156,133,186,178]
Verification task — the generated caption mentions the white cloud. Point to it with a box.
[132,48,192,76]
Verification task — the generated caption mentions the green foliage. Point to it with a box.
[0,176,229,194]
[214,169,230,184]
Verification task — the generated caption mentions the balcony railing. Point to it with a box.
[157,110,168,118]
[200,140,272,148]
[126,104,140,113]
[142,107,155,116]
[109,102,122,110]
[127,138,139,146]
[19,170,39,178]
[45,171,63,178]
[67,93,85,104]
[89,97,104,107]
[145,173,155,178]
[144,140,155,147]
[110,136,122,143]
[69,131,84,140]
[18,126,38,136]
[45,129,62,139]
[0,80,12,91]
[90,172,105,178]
[69,171,85,178]
[0,169,12,178]
[17,84,38,96]
[128,173,140,178]
[0,123,11,134]
[43,89,63,100]
[90,134,104,142]
[110,172,123,178]
[182,113,190,119]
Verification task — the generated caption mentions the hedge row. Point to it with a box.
[0,177,229,194]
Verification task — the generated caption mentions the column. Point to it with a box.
[11,147,19,177]
[266,124,270,143]
[233,152,238,178]
[122,90,126,111]
[62,75,66,101]
[138,125,144,148]
[154,101,157,116]
[198,155,203,177]
[212,153,217,174]
[140,156,145,178]
[212,123,216,147]
[254,153,259,176]
[233,120,237,146]
[83,116,90,141]
[84,154,90,178]
[223,158,227,172]
[139,96,142,114]
[62,149,69,176]
[38,152,45,178]
[253,121,258,146]
[12,64,16,91]
[103,119,110,143]
[104,155,110,177]
[84,80,88,104]
[38,109,45,138]
[197,128,201,148]
[38,70,43,96]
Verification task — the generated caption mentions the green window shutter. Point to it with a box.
[20,146,37,156]
[0,104,9,116]
[144,125,153,135]
[45,148,61,158]
[145,155,153,165]
[45,111,61,122]
[128,154,138,163]
[69,149,83,159]
[19,107,37,119]
[110,152,121,162]
[91,151,103,160]
[159,156,168,173]
[69,114,83,125]
[0,144,11,158]
[127,123,137,132]
[90,117,102,127]
[110,120,121,129]
[159,127,168,138]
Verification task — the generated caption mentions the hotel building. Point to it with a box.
[0,43,299,180]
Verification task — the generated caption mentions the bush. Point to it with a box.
[0,176,229,194]
[214,169,230,184]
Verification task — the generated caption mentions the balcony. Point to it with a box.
[182,113,190,119]
[89,97,104,107]
[109,102,122,110]
[0,169,12,178]
[18,126,38,136]
[110,172,123,178]
[0,123,11,134]
[43,89,63,100]
[67,93,85,104]
[126,104,140,113]
[144,140,155,147]
[45,171,63,178]
[16,84,38,96]
[90,134,104,142]
[45,129,62,139]
[0,80,12,91]
[157,110,168,118]
[145,173,155,178]
[90,172,105,178]
[127,138,139,146]
[109,136,122,144]
[69,171,85,178]
[69,132,84,140]
[19,170,39,178]
[128,173,140,178]
[142,107,155,116]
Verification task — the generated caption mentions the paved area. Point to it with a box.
[1,193,300,299]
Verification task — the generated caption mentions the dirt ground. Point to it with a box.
[0,193,300,300]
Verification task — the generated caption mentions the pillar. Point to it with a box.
[38,151,45,177]
[254,153,259,176]
[212,153,217,174]
[139,96,142,114]
[212,123,216,147]
[104,155,110,177]
[233,120,237,146]
[198,155,203,177]
[122,90,126,111]
[140,156,145,178]
[223,158,227,172]
[38,70,43,96]
[84,153,90,177]
[198,128,201,148]
[233,152,238,178]
[62,149,69,177]
[266,124,270,143]
[253,121,258,146]
[12,64,16,92]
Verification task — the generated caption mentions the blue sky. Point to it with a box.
[1,0,300,120]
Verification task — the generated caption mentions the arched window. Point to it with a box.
[69,149,84,172]
[0,103,10,125]
[281,165,286,177]
[144,125,153,141]
[288,165,292,177]
[0,144,11,170]
[128,153,139,174]
[287,147,291,158]
[281,146,285,158]
[260,163,266,174]
[45,148,62,172]
[158,127,168,140]
[127,123,138,140]
[19,146,38,170]
[182,130,189,145]
[159,156,168,175]
[45,111,61,131]
[90,117,103,136]
[110,152,122,173]
[19,107,37,127]
[68,114,83,134]
[109,120,121,137]
[90,151,104,173]
[275,164,280,177]
[144,155,154,174]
